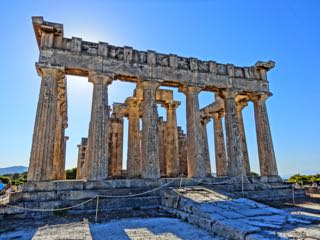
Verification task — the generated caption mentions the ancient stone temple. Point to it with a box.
[27,16,279,182]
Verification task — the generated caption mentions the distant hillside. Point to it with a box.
[0,166,28,175]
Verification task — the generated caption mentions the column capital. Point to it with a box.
[212,110,224,120]
[36,64,65,79]
[249,92,271,103]
[125,97,142,108]
[219,89,239,99]
[88,71,113,85]
[178,84,203,95]
[138,80,161,90]
[162,100,181,110]
[236,100,248,111]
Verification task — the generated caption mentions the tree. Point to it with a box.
[65,168,77,179]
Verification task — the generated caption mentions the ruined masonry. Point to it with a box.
[28,17,278,181]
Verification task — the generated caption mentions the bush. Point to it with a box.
[65,168,77,179]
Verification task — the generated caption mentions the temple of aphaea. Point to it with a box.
[27,17,278,182]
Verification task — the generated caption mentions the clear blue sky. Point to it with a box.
[0,0,319,178]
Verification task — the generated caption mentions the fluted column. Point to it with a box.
[164,101,180,177]
[109,115,123,176]
[158,117,167,176]
[201,118,211,176]
[236,101,251,175]
[140,81,161,179]
[212,112,228,176]
[76,138,87,179]
[252,93,278,176]
[178,127,188,176]
[53,76,68,180]
[179,85,205,178]
[27,65,65,181]
[126,97,142,178]
[85,72,112,180]
[220,90,245,177]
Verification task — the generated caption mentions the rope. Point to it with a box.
[4,177,181,212]
[4,196,97,212]
[95,195,99,222]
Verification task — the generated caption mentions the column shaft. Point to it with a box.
[165,101,180,177]
[181,86,206,178]
[85,72,112,180]
[222,90,245,177]
[126,97,142,177]
[253,95,278,176]
[213,113,228,176]
[140,81,160,179]
[201,120,211,176]
[27,65,64,181]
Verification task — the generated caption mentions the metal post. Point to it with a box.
[95,195,99,222]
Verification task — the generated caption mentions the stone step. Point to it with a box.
[1,195,160,218]
[160,187,320,240]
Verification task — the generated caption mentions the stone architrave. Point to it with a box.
[252,93,278,176]
[212,112,228,176]
[126,97,142,178]
[179,85,206,178]
[85,71,113,180]
[201,118,211,176]
[236,101,251,175]
[27,65,65,181]
[140,81,161,179]
[163,101,180,177]
[220,90,245,177]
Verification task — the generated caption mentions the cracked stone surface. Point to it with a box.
[160,187,320,240]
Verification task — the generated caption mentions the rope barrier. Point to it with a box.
[189,175,241,185]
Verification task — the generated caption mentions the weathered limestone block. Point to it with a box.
[28,65,65,181]
[126,97,142,178]
[140,81,161,179]
[251,93,278,176]
[179,85,206,178]
[85,71,113,180]
[220,90,245,177]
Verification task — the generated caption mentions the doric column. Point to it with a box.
[251,93,278,176]
[212,112,228,176]
[109,114,123,176]
[158,117,167,176]
[236,101,251,175]
[52,76,68,180]
[179,85,206,178]
[220,90,245,177]
[178,127,188,176]
[85,71,112,180]
[126,97,142,178]
[27,65,65,181]
[140,81,161,179]
[163,101,180,177]
[76,138,87,179]
[201,118,211,176]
